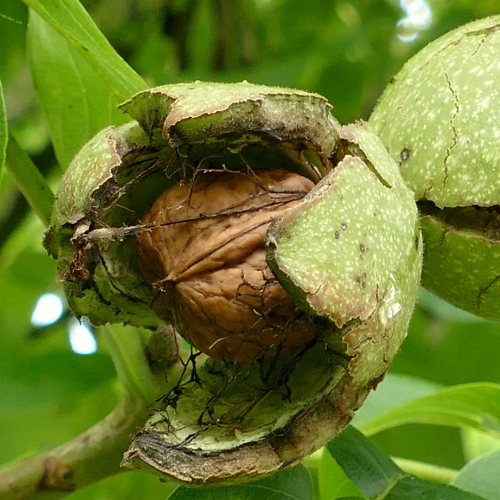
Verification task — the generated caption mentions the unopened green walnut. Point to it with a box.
[370,15,500,320]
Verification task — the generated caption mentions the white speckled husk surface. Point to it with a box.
[370,16,500,320]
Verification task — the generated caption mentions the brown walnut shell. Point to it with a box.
[136,169,317,363]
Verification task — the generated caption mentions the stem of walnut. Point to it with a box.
[0,392,151,500]
[0,325,180,500]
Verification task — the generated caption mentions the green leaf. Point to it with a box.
[418,288,485,324]
[63,471,177,500]
[0,79,6,177]
[0,2,28,83]
[383,476,486,500]
[453,449,500,500]
[327,426,406,499]
[187,0,217,73]
[0,350,116,414]
[353,373,442,426]
[318,447,364,499]
[359,383,500,438]
[392,306,500,386]
[22,0,147,101]
[27,10,130,170]
[352,374,463,470]
[4,133,54,226]
[168,465,313,500]
[327,426,485,500]
[462,428,500,463]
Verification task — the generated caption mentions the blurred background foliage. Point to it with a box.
[1,0,500,498]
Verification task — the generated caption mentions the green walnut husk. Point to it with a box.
[370,16,500,320]
[45,82,422,485]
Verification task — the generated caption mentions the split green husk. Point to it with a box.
[45,82,422,484]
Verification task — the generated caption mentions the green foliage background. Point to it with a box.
[2,1,500,499]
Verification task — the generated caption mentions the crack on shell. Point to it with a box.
[441,61,460,191]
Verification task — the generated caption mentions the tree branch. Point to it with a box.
[0,391,153,500]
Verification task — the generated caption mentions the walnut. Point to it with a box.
[370,16,500,320]
[45,82,423,483]
[137,169,317,363]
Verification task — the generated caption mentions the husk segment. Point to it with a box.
[45,82,422,484]
[369,16,500,319]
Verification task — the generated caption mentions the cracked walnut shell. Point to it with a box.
[137,169,317,363]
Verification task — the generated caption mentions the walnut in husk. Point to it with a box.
[370,16,500,320]
[44,82,422,485]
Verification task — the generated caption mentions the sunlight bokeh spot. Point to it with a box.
[397,0,432,42]
[30,293,64,327]
[68,321,98,355]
